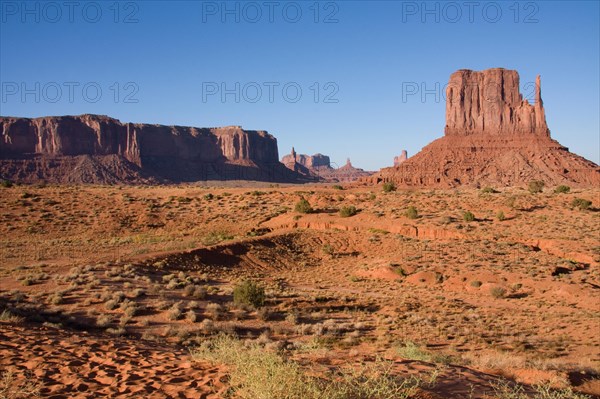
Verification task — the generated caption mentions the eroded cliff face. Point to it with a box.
[445,68,549,136]
[0,115,296,183]
[370,68,599,187]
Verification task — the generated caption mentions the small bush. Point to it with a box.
[204,193,214,200]
[233,280,266,308]
[382,182,396,193]
[528,180,545,194]
[571,198,592,210]
[554,185,570,194]
[332,185,344,190]
[0,179,13,188]
[406,206,418,219]
[496,210,505,221]
[492,379,592,399]
[294,198,313,214]
[462,211,475,222]
[339,205,357,218]
[470,280,482,288]
[490,286,507,299]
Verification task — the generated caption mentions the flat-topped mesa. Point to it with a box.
[0,114,297,183]
[445,68,549,137]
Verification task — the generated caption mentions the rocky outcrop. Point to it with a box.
[282,148,373,182]
[394,150,408,166]
[0,114,303,184]
[370,68,600,187]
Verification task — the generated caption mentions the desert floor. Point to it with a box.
[0,182,598,398]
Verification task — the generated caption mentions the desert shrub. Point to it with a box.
[190,334,424,399]
[554,185,570,194]
[332,185,344,190]
[397,341,450,364]
[496,210,505,221]
[492,379,592,399]
[406,206,418,219]
[490,286,507,299]
[233,280,265,308]
[0,180,13,188]
[571,198,592,210]
[382,182,396,193]
[481,186,497,194]
[202,230,234,246]
[339,205,357,218]
[186,310,197,323]
[470,280,482,288]
[167,303,183,320]
[0,368,42,399]
[462,211,475,222]
[294,198,313,214]
[204,193,214,200]
[528,180,545,194]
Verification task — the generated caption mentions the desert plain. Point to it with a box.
[0,182,598,398]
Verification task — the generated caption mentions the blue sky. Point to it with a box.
[1,1,598,170]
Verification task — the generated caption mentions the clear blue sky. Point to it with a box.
[1,1,598,170]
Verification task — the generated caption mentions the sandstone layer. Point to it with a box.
[0,115,303,184]
[371,68,599,187]
[394,150,408,166]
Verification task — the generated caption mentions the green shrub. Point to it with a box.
[554,185,570,194]
[470,280,482,288]
[0,179,13,188]
[294,198,313,214]
[233,280,266,308]
[496,210,505,221]
[406,206,418,219]
[204,193,214,200]
[528,180,545,194]
[571,198,592,210]
[332,185,344,190]
[339,205,357,218]
[462,211,475,222]
[382,182,396,193]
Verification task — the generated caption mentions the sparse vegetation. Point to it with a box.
[191,334,424,399]
[496,210,505,221]
[0,368,42,399]
[481,186,497,194]
[490,286,507,299]
[571,198,592,210]
[554,185,571,194]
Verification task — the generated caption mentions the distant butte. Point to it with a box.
[281,148,373,182]
[370,68,600,187]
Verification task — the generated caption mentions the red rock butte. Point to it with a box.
[371,68,600,187]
